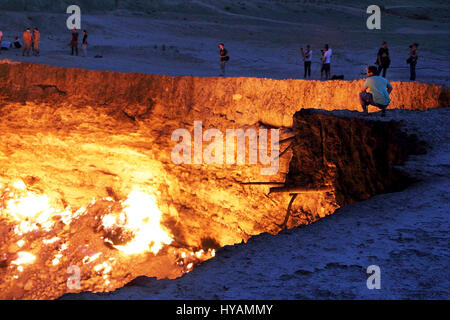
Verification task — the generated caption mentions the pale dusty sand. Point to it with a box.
[0,0,449,85]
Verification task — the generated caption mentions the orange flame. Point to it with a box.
[101,189,173,255]
[2,180,74,235]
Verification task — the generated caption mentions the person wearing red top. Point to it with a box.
[33,28,40,56]
[22,28,32,56]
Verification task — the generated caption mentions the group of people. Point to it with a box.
[300,41,417,117]
[0,28,39,56]
[21,28,40,56]
[0,27,88,57]
[358,42,419,117]
[0,28,418,119]
[300,44,333,80]
[218,42,333,80]
[218,41,409,118]
[374,41,419,81]
[216,42,396,117]
[219,41,418,82]
[218,42,331,80]
[298,41,419,81]
[70,28,88,57]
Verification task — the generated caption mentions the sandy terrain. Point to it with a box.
[0,0,449,85]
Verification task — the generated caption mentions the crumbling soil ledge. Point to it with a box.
[0,61,448,128]
[287,109,427,207]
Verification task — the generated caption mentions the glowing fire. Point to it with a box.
[1,181,173,256]
[176,249,216,273]
[101,190,173,255]
[2,180,76,235]
[11,252,36,268]
[0,180,217,298]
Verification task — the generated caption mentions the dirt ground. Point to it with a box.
[0,0,449,85]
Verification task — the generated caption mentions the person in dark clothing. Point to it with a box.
[82,30,88,57]
[376,41,390,78]
[71,28,79,56]
[300,44,312,79]
[219,43,229,76]
[13,36,22,48]
[408,43,418,81]
[320,49,325,80]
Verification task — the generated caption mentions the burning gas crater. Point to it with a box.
[98,189,173,255]
[0,179,215,299]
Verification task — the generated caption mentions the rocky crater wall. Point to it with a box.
[0,61,437,299]
[0,61,448,128]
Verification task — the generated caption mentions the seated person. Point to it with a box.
[13,36,22,48]
[1,40,12,50]
[359,65,393,116]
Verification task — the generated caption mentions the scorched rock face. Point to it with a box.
[0,62,434,299]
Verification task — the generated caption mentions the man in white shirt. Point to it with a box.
[301,44,312,79]
[322,44,332,80]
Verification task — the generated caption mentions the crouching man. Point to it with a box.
[360,65,393,116]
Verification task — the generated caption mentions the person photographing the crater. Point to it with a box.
[359,65,393,117]
[300,44,312,79]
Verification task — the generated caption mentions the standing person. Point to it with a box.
[376,41,390,77]
[22,28,32,56]
[320,49,325,80]
[322,44,332,80]
[81,30,88,57]
[300,44,312,79]
[71,28,79,56]
[33,28,40,56]
[408,43,419,81]
[31,30,34,55]
[0,30,3,55]
[359,65,393,117]
[219,43,229,76]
